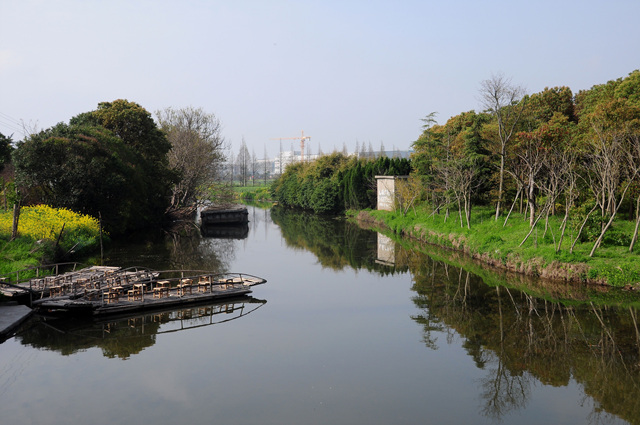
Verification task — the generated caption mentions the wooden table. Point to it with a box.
[154,280,170,298]
[107,286,123,303]
[198,276,211,293]
[178,279,192,296]
[128,284,144,301]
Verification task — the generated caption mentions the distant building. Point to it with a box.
[273,150,321,174]
[246,149,413,176]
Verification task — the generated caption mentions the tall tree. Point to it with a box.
[81,99,175,223]
[480,73,527,220]
[237,138,250,186]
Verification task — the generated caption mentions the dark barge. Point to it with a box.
[200,205,249,225]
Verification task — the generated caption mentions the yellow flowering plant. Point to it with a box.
[0,205,105,254]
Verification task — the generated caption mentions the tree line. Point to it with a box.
[0,100,226,235]
[271,153,410,214]
[412,69,640,256]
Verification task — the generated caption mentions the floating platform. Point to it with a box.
[32,272,267,317]
[0,265,156,301]
[200,206,249,225]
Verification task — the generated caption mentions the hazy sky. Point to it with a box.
[1,0,639,157]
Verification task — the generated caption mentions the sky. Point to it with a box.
[1,0,639,158]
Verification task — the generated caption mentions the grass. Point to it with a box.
[233,185,273,202]
[363,204,640,287]
[0,236,52,275]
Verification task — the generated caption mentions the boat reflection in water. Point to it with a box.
[20,296,266,359]
[200,223,249,239]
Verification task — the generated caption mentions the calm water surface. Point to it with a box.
[1,206,640,425]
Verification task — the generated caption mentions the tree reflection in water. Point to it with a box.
[408,246,640,424]
[270,208,640,423]
[102,217,237,272]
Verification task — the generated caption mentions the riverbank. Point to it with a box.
[354,207,640,288]
[0,205,103,283]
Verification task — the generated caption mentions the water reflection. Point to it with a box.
[269,208,640,423]
[200,223,249,239]
[6,205,640,424]
[16,297,266,359]
[270,206,408,274]
[103,218,237,272]
[408,247,640,424]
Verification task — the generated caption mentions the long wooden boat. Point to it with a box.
[32,271,267,317]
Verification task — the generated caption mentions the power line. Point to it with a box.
[0,111,24,136]
[0,112,21,126]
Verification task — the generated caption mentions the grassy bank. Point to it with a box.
[233,185,272,202]
[0,205,103,276]
[357,205,640,287]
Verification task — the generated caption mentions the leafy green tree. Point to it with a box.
[89,100,175,222]
[12,123,144,232]
[0,132,13,171]
[14,100,175,233]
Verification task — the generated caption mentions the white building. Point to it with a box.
[273,150,321,174]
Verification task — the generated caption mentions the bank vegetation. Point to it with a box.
[276,70,640,287]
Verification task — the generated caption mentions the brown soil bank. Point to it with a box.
[354,211,634,289]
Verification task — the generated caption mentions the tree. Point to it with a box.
[236,138,250,186]
[14,100,174,233]
[13,123,144,233]
[395,175,422,217]
[90,99,172,163]
[263,145,269,185]
[84,99,175,224]
[156,106,226,211]
[480,73,527,220]
[251,149,258,186]
[0,132,13,172]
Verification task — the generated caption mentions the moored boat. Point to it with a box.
[32,271,267,317]
[0,265,157,303]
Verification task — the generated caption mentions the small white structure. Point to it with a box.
[376,233,396,266]
[375,175,408,211]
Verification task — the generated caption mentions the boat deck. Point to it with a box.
[33,273,266,317]
[1,266,155,299]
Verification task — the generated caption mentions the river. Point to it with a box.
[1,205,640,425]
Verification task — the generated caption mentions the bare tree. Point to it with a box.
[251,148,257,186]
[156,106,226,211]
[236,138,250,186]
[581,104,639,256]
[480,73,527,220]
[263,145,269,186]
[629,133,640,252]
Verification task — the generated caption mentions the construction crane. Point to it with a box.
[270,130,311,163]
